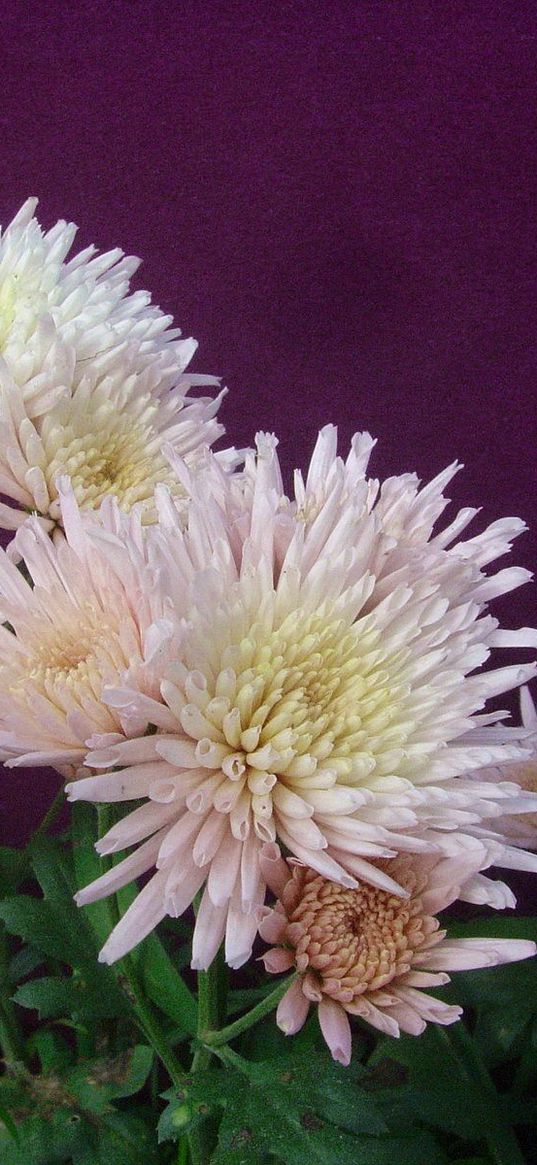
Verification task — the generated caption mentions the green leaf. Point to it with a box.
[0,1046,156,1165]
[29,836,77,901]
[0,894,129,1027]
[0,1104,20,1144]
[0,1110,86,1165]
[160,1049,447,1165]
[0,848,27,897]
[442,959,537,1010]
[65,1045,154,1113]
[71,1112,163,1165]
[71,802,116,948]
[73,1115,164,1165]
[473,1005,532,1066]
[454,1159,490,1165]
[14,974,130,1023]
[0,896,87,968]
[27,1030,74,1074]
[447,917,537,941]
[139,934,197,1037]
[371,1025,504,1140]
[8,946,45,983]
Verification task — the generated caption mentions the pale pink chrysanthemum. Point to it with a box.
[65,428,537,970]
[258,840,536,1065]
[0,338,225,534]
[0,197,194,386]
[0,482,181,778]
[0,197,230,536]
[464,686,537,859]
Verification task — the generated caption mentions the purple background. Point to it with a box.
[1,1,536,845]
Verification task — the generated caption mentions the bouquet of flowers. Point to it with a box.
[0,199,536,1165]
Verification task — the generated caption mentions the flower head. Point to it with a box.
[0,341,225,533]
[0,198,193,383]
[0,484,180,777]
[0,199,230,537]
[466,686,537,854]
[65,428,537,969]
[258,841,536,1064]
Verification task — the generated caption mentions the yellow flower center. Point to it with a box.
[177,599,411,841]
[7,604,136,713]
[42,404,183,519]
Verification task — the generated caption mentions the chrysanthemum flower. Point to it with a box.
[0,199,229,535]
[258,841,536,1064]
[0,198,193,385]
[65,428,537,970]
[466,686,537,855]
[0,340,225,532]
[0,483,181,777]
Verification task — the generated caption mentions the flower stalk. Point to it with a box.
[437,1024,526,1165]
[117,952,186,1090]
[202,974,297,1048]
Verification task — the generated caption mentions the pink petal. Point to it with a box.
[395,985,462,1026]
[382,999,427,1036]
[164,860,208,916]
[95,799,178,854]
[302,970,323,1002]
[276,978,310,1035]
[191,889,227,970]
[259,842,291,898]
[262,947,296,973]
[418,937,536,972]
[156,809,203,866]
[98,868,169,964]
[345,996,401,1038]
[89,736,161,767]
[240,828,263,907]
[328,847,406,895]
[192,810,229,867]
[521,685,537,729]
[399,970,450,989]
[225,904,259,969]
[258,907,288,945]
[207,831,243,907]
[75,831,164,906]
[67,764,165,803]
[318,997,352,1066]
[276,831,357,888]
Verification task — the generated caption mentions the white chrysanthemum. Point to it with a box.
[64,428,537,970]
[0,489,181,777]
[0,199,229,534]
[462,687,537,866]
[0,198,194,385]
[0,340,225,532]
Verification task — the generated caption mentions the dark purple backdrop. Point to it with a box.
[1,2,536,845]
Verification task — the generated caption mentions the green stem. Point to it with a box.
[188,950,227,1165]
[203,973,297,1048]
[74,803,186,1088]
[192,948,227,1070]
[439,1022,526,1165]
[0,995,24,1065]
[0,931,26,1065]
[117,952,186,1089]
[176,1137,190,1165]
[31,784,65,844]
